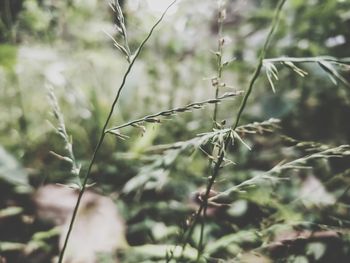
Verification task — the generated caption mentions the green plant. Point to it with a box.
[58,1,179,262]
[2,0,349,262]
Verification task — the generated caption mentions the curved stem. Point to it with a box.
[233,0,286,129]
[212,7,225,122]
[57,2,177,262]
[178,0,287,259]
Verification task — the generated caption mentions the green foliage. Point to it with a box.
[18,0,52,34]
[0,0,350,262]
[0,146,29,188]
[0,44,17,71]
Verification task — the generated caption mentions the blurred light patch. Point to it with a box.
[45,62,66,86]
[325,35,346,47]
[297,39,309,50]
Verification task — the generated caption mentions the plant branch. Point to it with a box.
[264,56,350,64]
[57,1,177,262]
[233,0,286,130]
[178,0,287,258]
[198,2,227,259]
[105,92,242,133]
[208,145,350,204]
[264,55,350,87]
[212,0,226,123]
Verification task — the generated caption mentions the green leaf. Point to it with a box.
[306,242,326,260]
[206,230,259,255]
[0,146,30,188]
[0,206,23,219]
[0,242,25,252]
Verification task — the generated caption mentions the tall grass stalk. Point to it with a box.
[57,1,177,262]
[233,0,287,129]
[174,0,287,261]
[197,1,227,260]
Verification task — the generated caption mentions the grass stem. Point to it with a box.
[57,1,177,262]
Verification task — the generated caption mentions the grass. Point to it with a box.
[1,0,350,262]
[58,1,178,262]
[58,0,350,262]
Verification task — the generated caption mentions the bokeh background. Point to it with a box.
[1,0,350,262]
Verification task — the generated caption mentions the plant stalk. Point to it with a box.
[198,2,226,260]
[58,1,177,262]
[179,0,287,259]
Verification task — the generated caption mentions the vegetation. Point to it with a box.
[1,0,350,262]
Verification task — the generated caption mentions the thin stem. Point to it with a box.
[198,2,226,260]
[196,141,227,262]
[233,0,286,130]
[212,4,225,122]
[178,0,287,258]
[105,92,240,133]
[196,210,206,262]
[181,140,227,255]
[264,56,350,64]
[57,2,177,262]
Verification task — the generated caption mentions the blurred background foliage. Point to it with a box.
[0,0,350,262]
